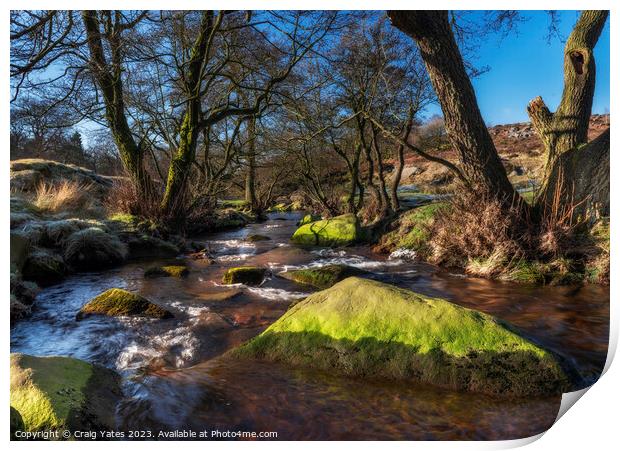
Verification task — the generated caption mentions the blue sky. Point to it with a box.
[425,10,610,125]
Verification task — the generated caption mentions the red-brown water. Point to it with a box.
[10,212,609,440]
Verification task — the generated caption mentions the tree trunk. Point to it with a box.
[244,115,258,211]
[81,11,152,199]
[161,11,216,216]
[371,123,392,218]
[527,10,608,214]
[387,11,520,205]
[542,128,609,219]
[389,113,415,211]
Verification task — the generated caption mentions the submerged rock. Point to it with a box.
[291,213,360,247]
[144,265,189,278]
[246,234,271,242]
[279,264,366,289]
[231,277,570,397]
[77,288,173,320]
[10,353,121,434]
[199,289,242,302]
[222,266,267,286]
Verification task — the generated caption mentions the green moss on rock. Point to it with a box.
[231,277,569,397]
[377,203,445,254]
[222,267,267,286]
[291,213,360,247]
[279,264,366,289]
[77,288,173,320]
[144,265,189,278]
[246,234,271,242]
[10,353,121,434]
[298,214,321,226]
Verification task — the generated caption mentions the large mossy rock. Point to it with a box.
[232,277,570,397]
[77,288,173,320]
[291,213,360,247]
[222,267,267,286]
[279,264,366,289]
[10,353,121,434]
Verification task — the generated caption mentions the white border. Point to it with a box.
[2,1,616,449]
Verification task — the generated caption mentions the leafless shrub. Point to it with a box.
[428,189,526,271]
[537,170,587,258]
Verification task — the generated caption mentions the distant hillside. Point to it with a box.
[402,114,610,192]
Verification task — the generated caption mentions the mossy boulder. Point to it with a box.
[144,265,189,278]
[214,208,252,231]
[297,214,321,226]
[232,277,570,397]
[76,288,173,320]
[291,213,360,247]
[279,264,366,289]
[246,234,271,242]
[10,353,121,434]
[222,267,267,286]
[63,227,128,270]
[22,248,66,285]
[376,203,445,254]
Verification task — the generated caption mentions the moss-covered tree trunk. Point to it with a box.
[81,11,153,200]
[387,11,521,206]
[160,11,217,216]
[244,115,259,211]
[527,10,609,217]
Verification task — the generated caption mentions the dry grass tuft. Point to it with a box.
[33,180,95,214]
[427,189,526,273]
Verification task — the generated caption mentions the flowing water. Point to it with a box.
[10,212,609,440]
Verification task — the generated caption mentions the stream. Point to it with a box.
[10,212,609,440]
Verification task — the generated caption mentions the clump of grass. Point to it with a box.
[428,190,527,271]
[63,227,128,269]
[33,180,95,214]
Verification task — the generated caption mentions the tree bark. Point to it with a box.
[161,11,219,216]
[81,11,153,199]
[527,10,608,214]
[389,112,415,211]
[244,115,258,211]
[387,11,520,205]
[542,128,609,218]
